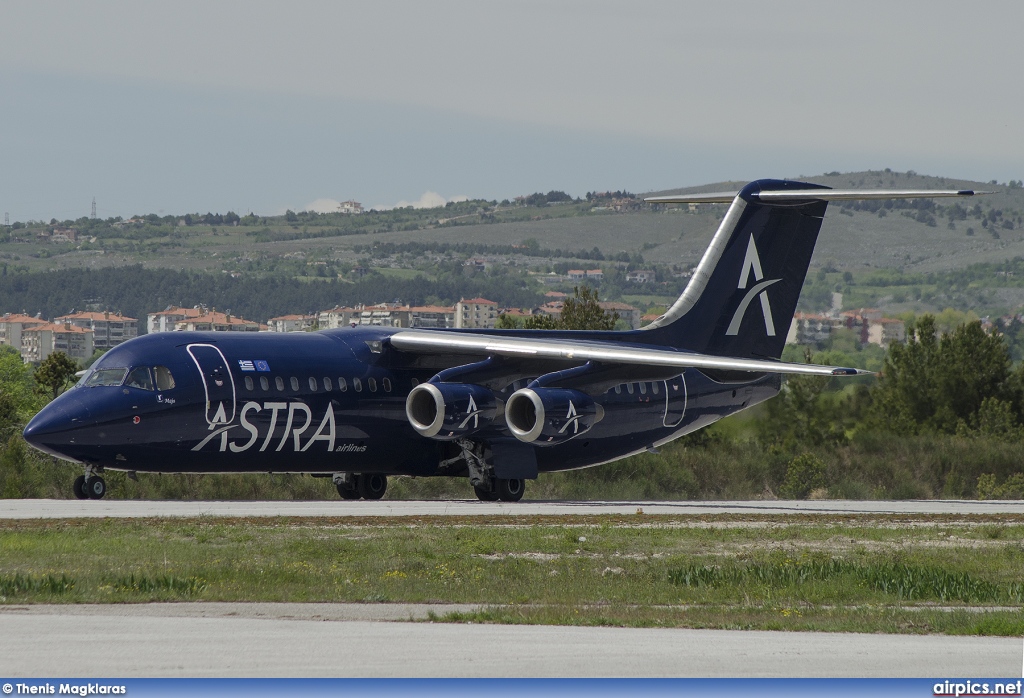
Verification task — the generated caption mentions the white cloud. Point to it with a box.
[373,192,469,211]
[303,198,345,214]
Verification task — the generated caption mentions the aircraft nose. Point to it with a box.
[23,392,92,459]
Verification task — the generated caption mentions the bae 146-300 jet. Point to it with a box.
[23,180,984,502]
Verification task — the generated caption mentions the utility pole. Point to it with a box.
[91,197,97,219]
[3,212,8,227]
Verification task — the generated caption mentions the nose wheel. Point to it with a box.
[73,468,106,500]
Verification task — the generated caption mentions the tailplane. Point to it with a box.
[641,179,983,359]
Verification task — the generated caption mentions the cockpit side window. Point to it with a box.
[85,368,128,387]
[125,366,154,391]
[154,366,176,391]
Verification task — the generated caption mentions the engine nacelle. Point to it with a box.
[405,382,499,440]
[505,387,604,446]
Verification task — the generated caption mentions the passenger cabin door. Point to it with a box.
[187,344,236,428]
[663,374,686,427]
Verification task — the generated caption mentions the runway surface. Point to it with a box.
[2,603,1022,677]
[4,498,1024,518]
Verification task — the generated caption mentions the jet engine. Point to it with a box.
[504,387,604,446]
[405,382,499,440]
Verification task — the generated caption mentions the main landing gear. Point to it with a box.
[333,473,387,500]
[455,439,526,502]
[473,478,525,502]
[72,467,106,500]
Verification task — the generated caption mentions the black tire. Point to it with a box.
[86,476,106,500]
[336,482,360,500]
[356,473,387,500]
[496,478,525,502]
[73,475,88,500]
[474,484,500,501]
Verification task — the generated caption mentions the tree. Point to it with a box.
[34,352,80,400]
[559,286,617,330]
[869,316,1013,435]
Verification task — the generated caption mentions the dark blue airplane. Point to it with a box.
[23,180,982,501]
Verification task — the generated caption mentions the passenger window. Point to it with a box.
[260,376,269,391]
[639,383,647,395]
[368,377,377,392]
[125,367,154,391]
[614,385,622,394]
[154,366,176,391]
[85,368,127,387]
[275,376,285,391]
[626,383,634,395]
[353,377,362,392]
[290,377,300,391]
[308,377,317,391]
[244,376,254,391]
[383,377,392,392]
[652,382,659,395]
[411,378,420,387]
[324,377,332,391]
[338,377,347,392]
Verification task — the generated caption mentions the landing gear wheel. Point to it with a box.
[336,482,360,500]
[356,473,387,500]
[73,475,88,500]
[496,478,525,502]
[474,484,500,501]
[86,476,106,500]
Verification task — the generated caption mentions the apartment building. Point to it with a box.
[21,323,94,363]
[267,314,315,333]
[455,298,498,329]
[0,313,47,350]
[174,311,262,332]
[54,311,138,350]
[147,306,207,333]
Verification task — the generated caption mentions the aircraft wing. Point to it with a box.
[388,330,871,376]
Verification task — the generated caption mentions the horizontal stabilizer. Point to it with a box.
[389,330,871,377]
[645,189,988,204]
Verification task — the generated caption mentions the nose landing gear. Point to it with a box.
[72,467,106,500]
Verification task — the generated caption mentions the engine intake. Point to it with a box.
[406,382,498,440]
[505,387,604,446]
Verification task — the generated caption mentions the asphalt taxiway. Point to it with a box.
[2,603,1022,677]
[4,498,1024,518]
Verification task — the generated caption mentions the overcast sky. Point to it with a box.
[1,0,1021,220]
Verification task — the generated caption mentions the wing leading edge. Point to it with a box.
[388,330,871,377]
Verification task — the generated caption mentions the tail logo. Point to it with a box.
[726,235,781,336]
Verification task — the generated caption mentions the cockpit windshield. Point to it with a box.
[84,368,128,387]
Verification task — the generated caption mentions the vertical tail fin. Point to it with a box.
[641,179,984,359]
[642,179,828,360]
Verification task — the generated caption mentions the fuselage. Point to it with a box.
[23,327,779,477]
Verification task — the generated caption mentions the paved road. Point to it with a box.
[2,603,1021,677]
[4,498,1024,518]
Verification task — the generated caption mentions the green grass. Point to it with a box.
[2,515,1023,635]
